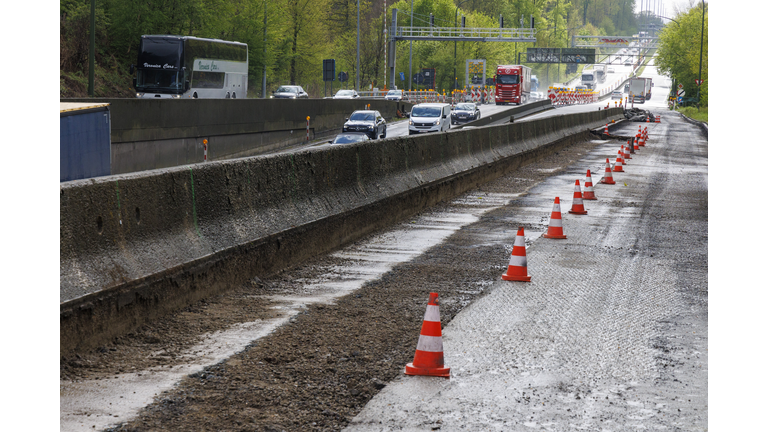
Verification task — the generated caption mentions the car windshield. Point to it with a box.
[349,112,374,121]
[336,90,353,96]
[276,86,297,93]
[582,74,594,81]
[456,104,474,111]
[387,90,401,95]
[411,107,442,117]
[333,134,367,144]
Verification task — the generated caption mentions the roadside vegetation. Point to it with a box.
[654,1,707,108]
[61,0,686,99]
[676,106,707,123]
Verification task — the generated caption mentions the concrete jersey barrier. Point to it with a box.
[60,107,625,353]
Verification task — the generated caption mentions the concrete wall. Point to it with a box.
[61,98,413,175]
[60,107,625,354]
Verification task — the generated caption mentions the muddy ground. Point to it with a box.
[61,136,606,431]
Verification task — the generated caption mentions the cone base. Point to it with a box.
[613,166,624,172]
[600,178,616,185]
[583,194,597,200]
[542,233,567,239]
[568,209,588,215]
[405,363,450,378]
[501,272,532,282]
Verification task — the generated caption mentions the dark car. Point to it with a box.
[450,103,481,125]
[271,85,309,99]
[329,132,370,145]
[342,110,387,139]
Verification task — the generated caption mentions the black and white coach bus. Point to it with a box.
[131,35,248,99]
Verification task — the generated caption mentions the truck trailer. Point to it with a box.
[629,77,648,103]
[494,65,531,105]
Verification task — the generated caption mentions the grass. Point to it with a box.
[676,106,708,124]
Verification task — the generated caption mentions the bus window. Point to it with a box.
[191,71,225,89]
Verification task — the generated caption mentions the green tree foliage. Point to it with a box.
[60,0,651,97]
[654,1,707,106]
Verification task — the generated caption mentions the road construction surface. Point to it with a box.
[60,62,707,431]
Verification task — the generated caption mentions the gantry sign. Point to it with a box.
[386,8,537,89]
[526,48,596,64]
[571,35,659,49]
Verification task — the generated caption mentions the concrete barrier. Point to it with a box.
[455,99,553,129]
[61,98,414,175]
[60,107,625,353]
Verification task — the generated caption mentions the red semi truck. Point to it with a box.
[494,65,531,105]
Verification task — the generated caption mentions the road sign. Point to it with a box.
[399,72,405,81]
[677,96,683,103]
[323,59,335,82]
[695,79,702,86]
[678,83,683,89]
[677,89,685,97]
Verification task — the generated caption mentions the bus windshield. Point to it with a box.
[496,75,519,85]
[581,74,594,81]
[137,69,183,92]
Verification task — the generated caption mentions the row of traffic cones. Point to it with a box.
[405,124,654,379]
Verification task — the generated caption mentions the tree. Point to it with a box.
[654,1,707,106]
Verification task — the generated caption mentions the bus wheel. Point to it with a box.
[232,93,236,99]
[226,92,230,99]
[193,92,198,99]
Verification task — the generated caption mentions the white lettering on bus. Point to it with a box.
[143,63,161,68]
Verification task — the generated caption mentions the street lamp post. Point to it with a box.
[454,0,471,92]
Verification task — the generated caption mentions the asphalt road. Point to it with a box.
[345,105,708,431]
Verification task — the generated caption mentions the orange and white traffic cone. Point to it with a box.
[627,139,635,155]
[501,227,532,281]
[405,292,451,378]
[542,197,567,239]
[633,136,640,151]
[614,150,624,172]
[604,123,609,135]
[623,144,631,161]
[583,170,597,200]
[600,158,616,184]
[569,180,589,214]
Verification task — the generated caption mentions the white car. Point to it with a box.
[611,90,623,100]
[607,67,615,73]
[333,89,359,99]
[385,89,403,101]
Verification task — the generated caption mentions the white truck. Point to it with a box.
[629,77,648,103]
[595,64,607,84]
[581,70,596,90]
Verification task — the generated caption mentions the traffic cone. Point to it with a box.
[502,227,532,281]
[543,197,567,239]
[583,170,597,200]
[623,144,631,162]
[600,158,616,184]
[405,292,451,378]
[614,150,624,172]
[604,123,609,135]
[626,139,634,156]
[569,180,589,214]
[633,136,640,151]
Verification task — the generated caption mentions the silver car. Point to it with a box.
[271,85,309,99]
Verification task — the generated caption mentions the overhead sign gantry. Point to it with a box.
[386,8,537,89]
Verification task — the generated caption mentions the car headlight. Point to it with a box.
[409,120,413,125]
[171,94,181,99]
[433,120,440,125]
[368,125,374,129]
[136,93,144,98]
